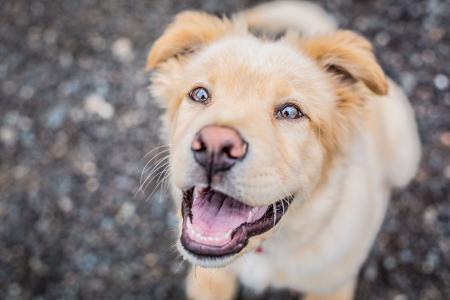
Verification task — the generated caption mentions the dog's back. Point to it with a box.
[242,1,336,36]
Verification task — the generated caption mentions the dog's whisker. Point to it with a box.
[139,147,170,184]
[141,151,170,179]
[134,159,170,199]
[140,167,168,200]
[152,163,169,192]
[140,149,171,184]
[141,159,170,192]
[139,156,168,195]
[272,203,277,226]
[136,149,170,198]
[146,166,171,202]
[175,259,186,273]
[142,144,171,159]
[135,161,169,198]
[170,240,179,249]
[155,166,171,203]
[162,172,170,192]
[158,169,171,203]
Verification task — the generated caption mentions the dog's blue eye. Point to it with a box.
[276,104,304,120]
[189,87,210,103]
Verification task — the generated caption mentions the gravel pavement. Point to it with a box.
[1,0,449,299]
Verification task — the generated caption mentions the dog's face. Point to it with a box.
[147,12,387,267]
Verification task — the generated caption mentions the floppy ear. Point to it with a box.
[146,11,233,70]
[300,30,388,95]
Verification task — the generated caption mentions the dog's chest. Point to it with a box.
[233,251,274,293]
[233,242,301,292]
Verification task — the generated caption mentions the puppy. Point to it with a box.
[146,1,421,299]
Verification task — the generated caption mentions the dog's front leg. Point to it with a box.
[303,279,356,300]
[186,266,238,300]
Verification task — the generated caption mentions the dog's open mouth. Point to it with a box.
[180,186,294,258]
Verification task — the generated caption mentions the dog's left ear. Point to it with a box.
[300,30,388,95]
[146,11,232,70]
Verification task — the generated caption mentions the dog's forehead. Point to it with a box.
[187,36,321,85]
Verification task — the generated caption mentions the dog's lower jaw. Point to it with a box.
[177,231,267,268]
[177,240,238,268]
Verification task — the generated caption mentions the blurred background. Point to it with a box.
[1,0,449,299]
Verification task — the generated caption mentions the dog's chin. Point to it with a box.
[178,186,294,267]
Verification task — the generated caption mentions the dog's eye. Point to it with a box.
[275,104,304,120]
[189,87,210,103]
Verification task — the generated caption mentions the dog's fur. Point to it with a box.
[146,1,421,299]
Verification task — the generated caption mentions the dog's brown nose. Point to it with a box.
[191,125,247,178]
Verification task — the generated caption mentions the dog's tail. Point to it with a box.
[241,1,337,37]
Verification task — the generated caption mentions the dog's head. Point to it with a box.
[147,12,387,267]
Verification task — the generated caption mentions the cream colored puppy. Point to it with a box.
[146,1,421,299]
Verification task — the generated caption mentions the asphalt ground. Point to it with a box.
[0,0,449,299]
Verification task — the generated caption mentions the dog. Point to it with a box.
[146,1,421,299]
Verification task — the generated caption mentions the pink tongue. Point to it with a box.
[190,189,267,238]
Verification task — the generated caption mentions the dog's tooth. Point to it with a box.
[247,211,253,223]
[193,186,200,198]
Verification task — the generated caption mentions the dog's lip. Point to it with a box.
[180,187,294,258]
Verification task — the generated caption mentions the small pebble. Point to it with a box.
[434,74,449,90]
[393,294,407,300]
[81,161,97,177]
[19,85,35,99]
[58,196,74,213]
[0,127,17,146]
[400,72,417,94]
[383,256,397,270]
[444,165,450,179]
[112,37,134,62]
[440,131,450,147]
[86,178,99,192]
[84,94,115,119]
[144,253,158,268]
[116,202,136,223]
[423,206,438,226]
[8,283,22,297]
[59,52,74,68]
[375,32,390,46]
[29,257,48,276]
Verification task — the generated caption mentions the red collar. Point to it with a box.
[255,246,264,253]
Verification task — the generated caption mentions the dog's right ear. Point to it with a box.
[299,30,388,95]
[146,11,232,70]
